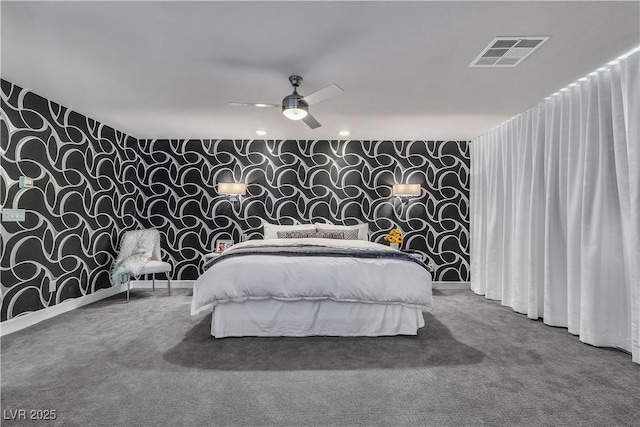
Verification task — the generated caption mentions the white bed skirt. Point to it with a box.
[211,299,426,338]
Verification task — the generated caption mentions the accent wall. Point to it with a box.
[136,139,470,281]
[1,80,139,321]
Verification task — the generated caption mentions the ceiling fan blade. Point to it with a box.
[228,102,279,108]
[301,84,343,105]
[302,113,321,129]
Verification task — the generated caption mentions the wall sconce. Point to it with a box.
[217,182,247,202]
[392,184,421,198]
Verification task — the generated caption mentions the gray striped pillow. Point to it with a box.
[314,231,346,239]
[316,228,359,240]
[277,229,317,239]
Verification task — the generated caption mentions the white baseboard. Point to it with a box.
[0,284,127,337]
[130,280,194,289]
[131,281,466,290]
[433,281,470,290]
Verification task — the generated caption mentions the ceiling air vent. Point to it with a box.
[470,37,549,67]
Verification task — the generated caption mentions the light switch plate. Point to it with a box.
[1,208,26,222]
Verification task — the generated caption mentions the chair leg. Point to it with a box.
[167,272,171,296]
[152,273,155,291]
[127,279,130,302]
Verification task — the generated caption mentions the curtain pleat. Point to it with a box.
[471,50,639,364]
[613,53,640,363]
[543,92,568,326]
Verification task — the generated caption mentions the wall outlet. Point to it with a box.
[19,176,34,188]
[49,280,57,292]
[1,208,26,222]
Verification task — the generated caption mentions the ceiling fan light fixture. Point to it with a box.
[282,92,309,120]
[283,107,308,120]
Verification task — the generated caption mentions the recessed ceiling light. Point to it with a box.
[256,130,267,136]
[339,130,350,137]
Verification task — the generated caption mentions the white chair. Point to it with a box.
[112,229,172,302]
[127,241,172,302]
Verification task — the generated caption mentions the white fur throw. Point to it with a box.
[111,229,160,285]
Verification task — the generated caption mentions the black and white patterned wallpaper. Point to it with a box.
[1,80,139,321]
[1,79,469,320]
[136,139,470,281]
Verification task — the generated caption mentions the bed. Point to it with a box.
[191,228,433,338]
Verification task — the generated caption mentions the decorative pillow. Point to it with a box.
[314,222,369,240]
[263,222,315,240]
[277,230,317,239]
[315,229,356,240]
[314,231,346,239]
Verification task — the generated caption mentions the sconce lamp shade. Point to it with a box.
[217,182,247,196]
[392,184,421,197]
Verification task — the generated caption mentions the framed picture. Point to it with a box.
[215,239,234,253]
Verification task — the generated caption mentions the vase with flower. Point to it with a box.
[383,228,404,250]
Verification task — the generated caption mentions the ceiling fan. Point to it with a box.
[229,75,343,129]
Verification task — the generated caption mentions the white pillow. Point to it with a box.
[262,222,315,240]
[314,222,369,241]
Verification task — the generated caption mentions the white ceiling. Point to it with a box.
[2,1,639,141]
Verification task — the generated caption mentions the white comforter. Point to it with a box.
[191,239,433,315]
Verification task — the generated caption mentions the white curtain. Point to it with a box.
[471,50,640,364]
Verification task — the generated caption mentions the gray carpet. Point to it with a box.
[1,289,638,426]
